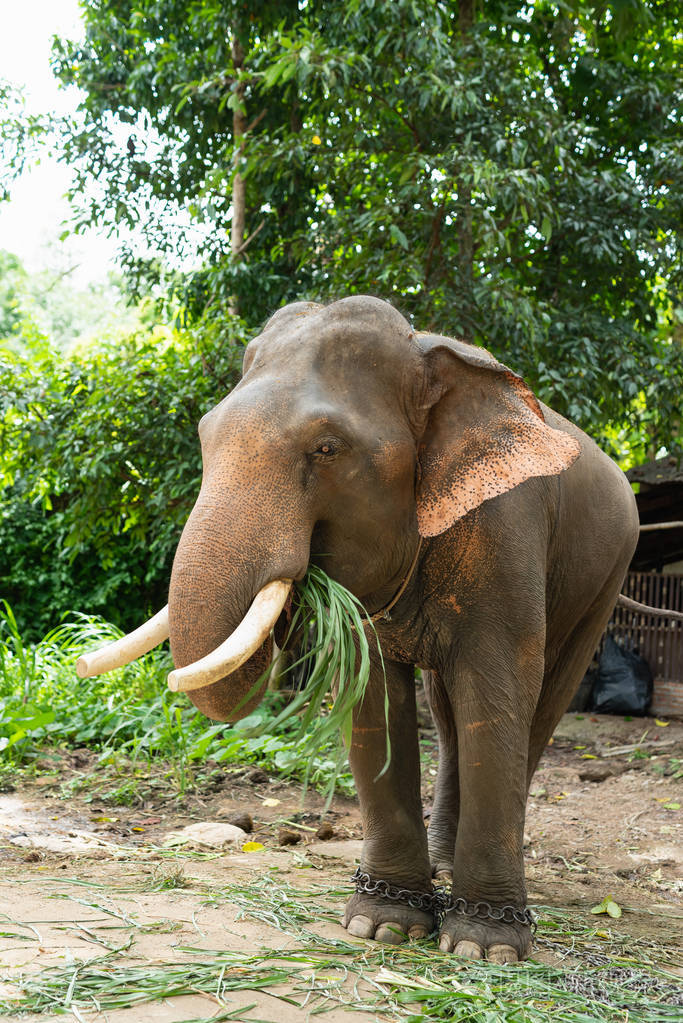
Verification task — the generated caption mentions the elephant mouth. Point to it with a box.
[76,579,293,690]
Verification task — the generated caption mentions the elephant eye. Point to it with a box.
[312,439,340,459]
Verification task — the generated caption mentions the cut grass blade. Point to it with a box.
[235,566,387,801]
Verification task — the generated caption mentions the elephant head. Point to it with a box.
[77,296,579,720]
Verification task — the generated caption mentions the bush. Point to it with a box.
[0,320,244,638]
[0,602,354,798]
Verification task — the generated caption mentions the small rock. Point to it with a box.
[579,765,615,783]
[164,822,247,850]
[315,821,335,840]
[278,828,302,846]
[227,812,253,834]
[24,850,41,863]
[247,769,269,785]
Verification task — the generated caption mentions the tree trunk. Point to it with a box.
[457,0,475,341]
[229,33,246,315]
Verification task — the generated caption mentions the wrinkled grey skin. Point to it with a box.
[168,296,639,961]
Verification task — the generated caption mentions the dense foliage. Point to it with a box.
[0,321,243,637]
[0,602,354,797]
[52,0,683,457]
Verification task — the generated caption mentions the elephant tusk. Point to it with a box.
[76,606,170,678]
[167,579,292,693]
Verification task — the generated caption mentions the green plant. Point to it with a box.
[0,600,358,798]
[248,566,386,788]
[1,323,244,641]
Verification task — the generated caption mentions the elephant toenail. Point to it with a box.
[439,933,453,953]
[346,915,376,939]
[453,940,483,959]
[434,869,453,883]
[487,944,518,964]
[408,925,429,940]
[375,923,407,944]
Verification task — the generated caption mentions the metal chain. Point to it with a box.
[450,896,536,932]
[351,869,534,932]
[351,868,450,915]
[559,967,683,1007]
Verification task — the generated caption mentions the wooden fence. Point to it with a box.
[607,571,683,716]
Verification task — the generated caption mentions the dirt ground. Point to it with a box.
[0,711,681,1021]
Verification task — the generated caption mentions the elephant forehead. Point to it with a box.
[251,296,418,375]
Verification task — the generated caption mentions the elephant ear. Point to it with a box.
[414,334,581,537]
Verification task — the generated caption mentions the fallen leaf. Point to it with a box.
[262,797,280,807]
[664,802,680,810]
[573,745,587,750]
[591,895,622,919]
[581,754,598,759]
[242,841,265,852]
[312,135,322,145]
[655,719,670,727]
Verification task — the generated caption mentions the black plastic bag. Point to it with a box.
[590,635,653,716]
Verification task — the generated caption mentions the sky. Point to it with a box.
[0,0,117,284]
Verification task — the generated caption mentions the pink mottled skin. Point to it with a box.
[168,296,639,960]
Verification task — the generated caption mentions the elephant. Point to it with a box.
[77,295,639,962]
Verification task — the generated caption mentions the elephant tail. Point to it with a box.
[616,594,683,622]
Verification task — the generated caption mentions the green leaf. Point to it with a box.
[591,895,622,918]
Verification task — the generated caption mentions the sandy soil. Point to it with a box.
[0,712,681,1021]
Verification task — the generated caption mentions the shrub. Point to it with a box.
[0,320,244,638]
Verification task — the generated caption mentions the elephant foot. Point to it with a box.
[431,862,453,883]
[341,891,435,944]
[438,908,532,963]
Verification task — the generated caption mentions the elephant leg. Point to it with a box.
[528,578,624,783]
[423,670,459,881]
[341,656,434,944]
[437,637,544,963]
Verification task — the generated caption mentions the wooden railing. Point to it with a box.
[608,571,683,684]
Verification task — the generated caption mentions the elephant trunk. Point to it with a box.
[167,492,309,722]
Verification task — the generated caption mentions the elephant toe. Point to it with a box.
[345,914,376,939]
[374,922,408,944]
[453,939,483,959]
[487,943,519,964]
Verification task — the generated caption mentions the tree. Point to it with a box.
[46,0,683,459]
[0,321,244,637]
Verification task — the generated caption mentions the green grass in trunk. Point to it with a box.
[239,566,387,797]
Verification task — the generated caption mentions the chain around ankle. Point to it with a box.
[351,867,450,915]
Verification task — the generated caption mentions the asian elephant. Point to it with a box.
[78,296,639,962]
